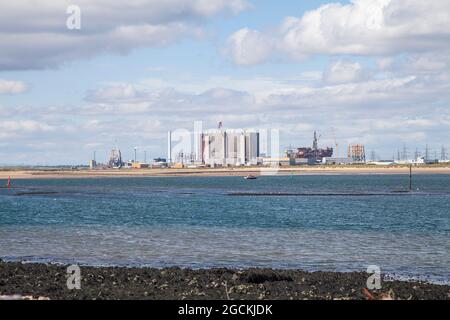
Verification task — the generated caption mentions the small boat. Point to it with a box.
[244,175,258,180]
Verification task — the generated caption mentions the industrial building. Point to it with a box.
[131,163,149,169]
[89,160,97,169]
[368,160,396,166]
[201,130,260,166]
[395,157,439,166]
[321,157,354,165]
[348,144,366,163]
[168,128,261,167]
[262,157,292,167]
[108,148,123,168]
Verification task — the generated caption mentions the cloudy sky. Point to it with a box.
[1,0,450,165]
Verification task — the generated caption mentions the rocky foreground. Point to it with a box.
[0,261,449,300]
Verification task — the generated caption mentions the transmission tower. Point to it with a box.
[441,145,448,161]
[401,144,408,161]
[414,148,421,160]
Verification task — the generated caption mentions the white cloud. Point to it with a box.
[406,53,450,73]
[0,79,27,94]
[322,61,367,84]
[226,0,450,64]
[373,119,435,130]
[138,74,323,102]
[193,0,250,16]
[0,120,54,133]
[377,57,394,70]
[226,28,272,65]
[0,0,249,70]
[84,84,255,115]
[85,84,140,102]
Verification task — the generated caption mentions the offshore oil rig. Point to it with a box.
[287,131,334,165]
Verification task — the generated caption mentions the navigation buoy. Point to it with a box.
[7,176,11,188]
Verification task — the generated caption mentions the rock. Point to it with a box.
[245,270,293,284]
[0,261,448,300]
[234,284,248,294]
[188,279,197,286]
[0,295,50,300]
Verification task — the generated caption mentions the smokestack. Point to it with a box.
[168,131,172,164]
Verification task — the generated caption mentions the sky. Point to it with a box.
[1,0,450,165]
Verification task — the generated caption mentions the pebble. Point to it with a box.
[0,295,50,300]
[1,262,448,300]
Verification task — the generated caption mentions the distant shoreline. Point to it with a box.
[1,261,449,300]
[1,166,450,179]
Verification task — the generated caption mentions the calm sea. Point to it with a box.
[0,175,449,283]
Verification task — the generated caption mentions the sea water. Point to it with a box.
[0,175,449,284]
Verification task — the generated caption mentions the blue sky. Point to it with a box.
[2,1,333,105]
[1,0,450,164]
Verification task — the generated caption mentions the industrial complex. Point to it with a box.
[168,128,261,167]
[88,123,449,170]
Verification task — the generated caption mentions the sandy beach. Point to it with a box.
[0,261,449,300]
[1,166,450,180]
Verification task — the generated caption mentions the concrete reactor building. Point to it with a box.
[168,128,261,167]
[200,130,260,167]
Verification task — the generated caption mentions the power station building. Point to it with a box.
[168,129,261,167]
[200,130,260,167]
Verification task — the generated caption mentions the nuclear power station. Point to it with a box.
[201,130,260,166]
[88,122,449,169]
[168,128,261,167]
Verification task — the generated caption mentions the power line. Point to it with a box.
[441,145,448,161]
[425,144,430,161]
[401,144,408,161]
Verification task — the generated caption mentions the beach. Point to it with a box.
[1,166,450,180]
[1,174,449,300]
[1,261,449,300]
